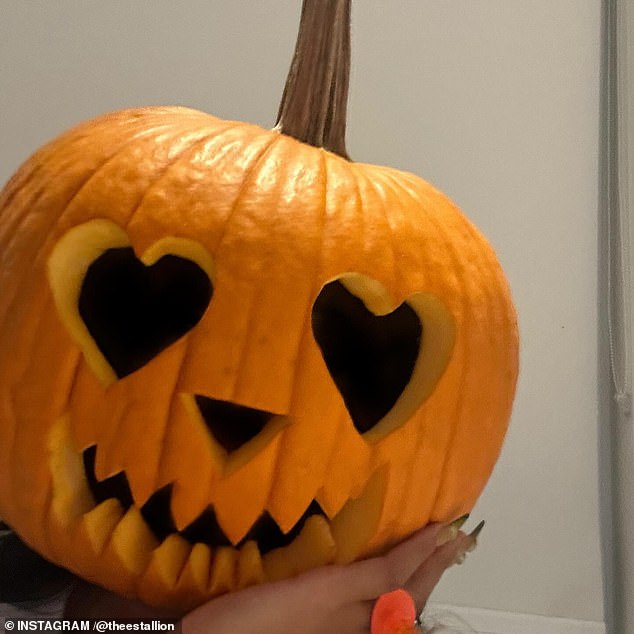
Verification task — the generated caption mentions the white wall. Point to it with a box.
[0,1,604,627]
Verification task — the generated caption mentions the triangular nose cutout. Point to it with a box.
[194,396,276,453]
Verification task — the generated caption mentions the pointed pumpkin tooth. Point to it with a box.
[286,514,336,575]
[317,425,372,519]
[122,464,162,509]
[263,514,336,583]
[331,466,388,564]
[210,417,287,544]
[315,486,347,520]
[72,501,141,596]
[109,506,159,576]
[138,534,191,608]
[156,543,213,614]
[170,481,212,533]
[163,395,220,530]
[177,543,212,594]
[208,546,237,596]
[262,548,291,584]
[237,541,265,589]
[78,498,124,555]
[94,451,126,483]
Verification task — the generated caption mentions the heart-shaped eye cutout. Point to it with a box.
[312,275,455,440]
[48,220,214,383]
[79,247,212,378]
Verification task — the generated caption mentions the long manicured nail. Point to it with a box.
[436,513,470,546]
[467,520,485,551]
[452,520,485,564]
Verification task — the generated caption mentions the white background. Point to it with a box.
[0,1,604,626]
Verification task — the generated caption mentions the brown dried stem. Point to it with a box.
[275,0,351,159]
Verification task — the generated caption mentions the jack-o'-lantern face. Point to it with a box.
[0,107,518,612]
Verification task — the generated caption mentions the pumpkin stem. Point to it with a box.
[275,0,351,159]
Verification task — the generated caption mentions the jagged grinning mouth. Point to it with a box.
[47,412,389,594]
[82,445,327,554]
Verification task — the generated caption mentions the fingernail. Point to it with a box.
[464,520,485,553]
[468,520,485,546]
[453,513,471,530]
[436,513,470,546]
[451,520,485,565]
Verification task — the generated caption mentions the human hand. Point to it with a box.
[182,517,482,634]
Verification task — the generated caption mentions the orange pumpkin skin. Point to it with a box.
[0,107,518,611]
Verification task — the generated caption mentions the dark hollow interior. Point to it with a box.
[311,280,422,434]
[194,396,276,453]
[78,247,212,378]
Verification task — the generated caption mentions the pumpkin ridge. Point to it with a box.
[121,123,238,232]
[225,145,294,405]
[57,352,84,444]
[168,128,282,402]
[423,208,504,514]
[347,158,367,275]
[342,177,426,431]
[0,107,180,213]
[353,172,429,531]
[206,132,280,258]
[459,210,517,371]
[312,157,369,515]
[364,170,434,529]
[153,348,199,508]
[353,166,399,292]
[182,132,285,409]
[381,172,473,521]
[0,161,44,216]
[267,148,331,522]
[132,344,191,508]
[284,149,330,412]
[373,171,463,519]
[0,117,191,250]
[5,290,48,400]
[437,210,516,508]
[291,147,330,380]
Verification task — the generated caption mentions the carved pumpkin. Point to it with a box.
[0,0,518,614]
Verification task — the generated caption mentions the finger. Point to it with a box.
[404,532,469,610]
[375,514,470,595]
[337,520,456,600]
